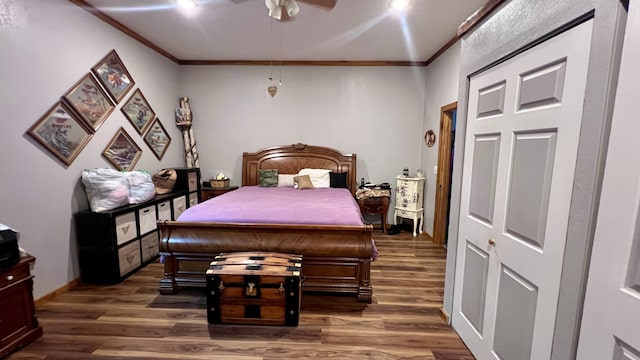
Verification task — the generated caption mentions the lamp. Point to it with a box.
[265,0,299,20]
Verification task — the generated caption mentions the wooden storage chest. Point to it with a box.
[206,252,302,326]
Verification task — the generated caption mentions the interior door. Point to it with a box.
[433,102,457,247]
[452,20,592,359]
[577,2,640,358]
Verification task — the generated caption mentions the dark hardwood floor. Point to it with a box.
[9,231,474,360]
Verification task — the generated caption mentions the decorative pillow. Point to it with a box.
[277,174,296,187]
[298,168,330,188]
[329,172,348,188]
[258,169,278,187]
[294,175,314,190]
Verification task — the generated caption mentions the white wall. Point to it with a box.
[179,65,427,208]
[0,0,453,301]
[0,0,183,298]
[420,42,461,236]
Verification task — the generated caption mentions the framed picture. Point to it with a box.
[26,101,93,166]
[143,118,172,160]
[121,88,156,135]
[91,50,135,104]
[102,127,142,171]
[63,73,114,132]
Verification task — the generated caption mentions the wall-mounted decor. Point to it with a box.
[102,127,142,171]
[144,118,171,160]
[26,101,93,166]
[121,88,156,135]
[63,73,114,132]
[424,129,436,147]
[174,97,199,168]
[91,49,135,104]
[268,85,278,97]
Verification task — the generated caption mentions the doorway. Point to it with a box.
[433,102,457,247]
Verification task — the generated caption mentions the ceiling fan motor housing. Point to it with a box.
[265,0,300,20]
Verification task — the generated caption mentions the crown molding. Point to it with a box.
[178,60,428,66]
[69,0,180,64]
[70,0,502,67]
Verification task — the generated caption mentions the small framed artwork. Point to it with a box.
[121,88,156,135]
[143,118,171,160]
[424,129,436,147]
[91,50,135,104]
[26,101,93,166]
[103,127,142,171]
[63,73,114,132]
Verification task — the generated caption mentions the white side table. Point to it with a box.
[394,175,425,236]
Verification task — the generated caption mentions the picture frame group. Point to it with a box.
[26,49,172,168]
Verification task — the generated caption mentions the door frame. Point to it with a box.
[432,101,457,247]
[441,1,627,359]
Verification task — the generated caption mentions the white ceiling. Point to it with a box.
[81,0,487,63]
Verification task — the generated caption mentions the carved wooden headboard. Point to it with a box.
[242,143,358,195]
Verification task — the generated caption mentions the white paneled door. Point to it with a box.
[578,2,640,359]
[452,21,593,359]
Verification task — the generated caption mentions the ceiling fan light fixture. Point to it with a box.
[283,0,299,17]
[266,0,300,20]
[265,0,282,19]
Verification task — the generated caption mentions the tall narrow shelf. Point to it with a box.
[394,176,425,237]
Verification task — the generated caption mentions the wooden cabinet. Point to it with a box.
[75,168,202,283]
[201,186,238,201]
[357,194,390,233]
[394,176,425,236]
[0,255,42,358]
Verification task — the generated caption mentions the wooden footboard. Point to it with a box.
[158,221,374,303]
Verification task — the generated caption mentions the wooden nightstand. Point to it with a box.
[0,255,43,358]
[201,186,238,201]
[356,189,391,233]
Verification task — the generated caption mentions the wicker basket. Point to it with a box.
[209,178,230,188]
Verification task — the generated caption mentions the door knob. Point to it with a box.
[488,239,496,245]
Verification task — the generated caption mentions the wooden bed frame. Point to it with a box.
[158,143,374,303]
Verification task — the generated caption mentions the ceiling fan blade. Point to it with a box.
[298,0,337,10]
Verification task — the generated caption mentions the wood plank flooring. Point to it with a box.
[9,232,474,360]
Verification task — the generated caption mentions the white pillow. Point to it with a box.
[298,168,330,188]
[277,174,296,187]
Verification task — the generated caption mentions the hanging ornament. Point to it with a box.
[268,85,278,97]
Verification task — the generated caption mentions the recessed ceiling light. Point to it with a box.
[391,0,410,11]
[176,0,196,10]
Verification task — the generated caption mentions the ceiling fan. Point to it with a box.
[233,0,337,21]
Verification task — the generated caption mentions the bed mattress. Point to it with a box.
[178,186,365,226]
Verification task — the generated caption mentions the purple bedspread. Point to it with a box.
[178,186,366,226]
